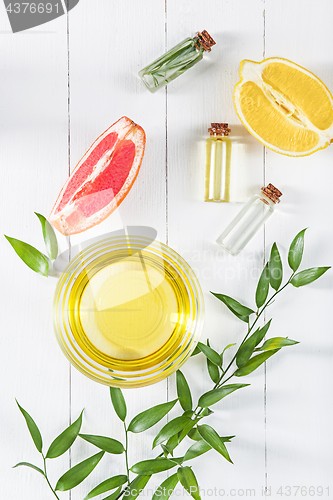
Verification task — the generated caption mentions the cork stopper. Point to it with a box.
[196,30,216,52]
[208,123,231,137]
[261,183,282,204]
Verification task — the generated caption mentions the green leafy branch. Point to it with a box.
[15,400,127,499]
[120,229,330,499]
[15,402,91,499]
[5,212,58,276]
[15,230,330,499]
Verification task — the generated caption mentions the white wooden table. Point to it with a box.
[1,1,332,499]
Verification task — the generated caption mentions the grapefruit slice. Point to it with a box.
[233,58,333,156]
[50,116,146,235]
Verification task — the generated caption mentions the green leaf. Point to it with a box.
[221,435,235,442]
[125,475,150,499]
[198,384,249,408]
[55,451,104,491]
[46,410,83,459]
[207,358,220,384]
[5,236,49,276]
[197,424,233,463]
[236,320,272,367]
[211,293,254,322]
[176,418,200,445]
[131,458,179,475]
[255,263,270,308]
[290,267,330,287]
[197,342,222,366]
[188,428,201,441]
[177,466,201,500]
[163,419,198,455]
[164,433,179,455]
[13,462,44,476]
[16,401,43,453]
[102,486,122,500]
[110,387,127,421]
[206,339,221,382]
[256,337,299,351]
[84,475,128,499]
[184,440,211,461]
[221,343,236,365]
[190,346,201,357]
[288,228,307,272]
[35,212,58,260]
[234,350,280,377]
[152,473,179,500]
[176,371,192,411]
[201,409,214,417]
[221,343,236,355]
[79,434,124,454]
[161,444,170,456]
[269,243,283,290]
[128,399,177,433]
[153,416,191,448]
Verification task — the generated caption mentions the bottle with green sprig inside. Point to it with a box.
[139,30,216,93]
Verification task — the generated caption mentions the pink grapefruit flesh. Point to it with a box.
[50,116,146,235]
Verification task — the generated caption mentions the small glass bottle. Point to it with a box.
[139,30,216,93]
[216,184,282,255]
[205,123,232,202]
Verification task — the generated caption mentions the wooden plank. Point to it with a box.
[264,0,333,494]
[166,0,266,495]
[67,1,168,498]
[0,9,70,500]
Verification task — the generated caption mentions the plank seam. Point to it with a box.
[165,0,170,414]
[65,3,72,499]
[262,0,268,496]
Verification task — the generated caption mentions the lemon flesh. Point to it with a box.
[234,58,333,156]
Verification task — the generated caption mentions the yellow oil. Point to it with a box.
[205,136,232,202]
[67,249,192,373]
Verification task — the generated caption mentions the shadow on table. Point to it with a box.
[51,225,158,276]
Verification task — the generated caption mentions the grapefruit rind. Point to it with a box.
[233,57,333,157]
[50,116,146,235]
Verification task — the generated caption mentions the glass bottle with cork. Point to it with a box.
[216,183,282,255]
[205,122,233,202]
[139,30,216,93]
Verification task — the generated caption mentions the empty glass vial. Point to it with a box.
[216,184,282,255]
[139,30,216,93]
[205,123,232,202]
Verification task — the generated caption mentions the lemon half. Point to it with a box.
[233,57,333,156]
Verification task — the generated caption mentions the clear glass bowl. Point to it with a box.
[54,236,204,388]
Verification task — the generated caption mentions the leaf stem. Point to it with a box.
[123,422,130,484]
[218,372,234,385]
[130,274,298,475]
[115,488,126,500]
[217,274,295,388]
[131,273,296,478]
[42,455,60,500]
[191,274,296,424]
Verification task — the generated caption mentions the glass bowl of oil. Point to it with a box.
[54,235,204,388]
